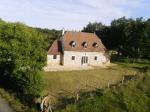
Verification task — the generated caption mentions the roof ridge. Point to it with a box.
[65,31,94,34]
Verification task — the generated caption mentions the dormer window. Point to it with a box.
[70,41,76,47]
[93,42,98,48]
[82,42,88,48]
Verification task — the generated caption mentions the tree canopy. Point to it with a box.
[82,17,150,59]
[36,28,61,50]
[0,20,47,100]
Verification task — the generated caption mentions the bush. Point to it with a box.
[0,20,46,101]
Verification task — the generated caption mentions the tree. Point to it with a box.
[36,28,61,50]
[0,20,46,101]
[82,22,105,33]
[82,17,150,59]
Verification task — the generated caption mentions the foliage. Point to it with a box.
[82,17,150,59]
[36,28,61,50]
[0,87,38,112]
[0,20,46,101]
[82,22,105,33]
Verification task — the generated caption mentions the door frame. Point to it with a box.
[81,56,88,65]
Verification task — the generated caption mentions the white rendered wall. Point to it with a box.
[63,51,109,66]
[47,55,60,65]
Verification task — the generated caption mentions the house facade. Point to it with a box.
[47,31,110,66]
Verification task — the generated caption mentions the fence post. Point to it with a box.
[107,82,110,88]
[76,93,79,101]
[122,76,124,84]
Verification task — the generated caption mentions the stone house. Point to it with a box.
[47,30,110,66]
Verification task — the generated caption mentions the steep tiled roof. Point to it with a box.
[48,31,106,55]
[47,40,62,55]
[62,31,106,52]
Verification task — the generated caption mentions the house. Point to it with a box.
[47,30,110,66]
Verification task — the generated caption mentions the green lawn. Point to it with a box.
[42,64,138,100]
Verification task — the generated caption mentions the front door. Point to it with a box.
[81,56,88,65]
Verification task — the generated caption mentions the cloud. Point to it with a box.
[0,0,149,30]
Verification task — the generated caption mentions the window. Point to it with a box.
[82,42,88,48]
[93,42,98,48]
[70,41,76,47]
[94,56,97,60]
[53,55,57,59]
[72,56,75,60]
[72,44,76,47]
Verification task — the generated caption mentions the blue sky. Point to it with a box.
[0,0,150,30]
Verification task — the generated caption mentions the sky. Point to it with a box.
[0,0,150,30]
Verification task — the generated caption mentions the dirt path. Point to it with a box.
[0,96,14,112]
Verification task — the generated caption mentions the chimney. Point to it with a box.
[62,28,65,36]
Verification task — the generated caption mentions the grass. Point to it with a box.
[58,69,150,112]
[43,66,131,94]
[0,87,29,112]
[54,57,150,112]
[41,63,139,105]
[42,57,150,109]
[0,56,149,112]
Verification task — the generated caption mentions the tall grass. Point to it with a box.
[0,87,38,112]
[57,70,150,112]
[55,57,150,112]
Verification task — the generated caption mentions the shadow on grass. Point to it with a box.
[132,66,150,73]
[55,89,104,111]
[134,60,150,65]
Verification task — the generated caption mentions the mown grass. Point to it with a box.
[42,65,136,96]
